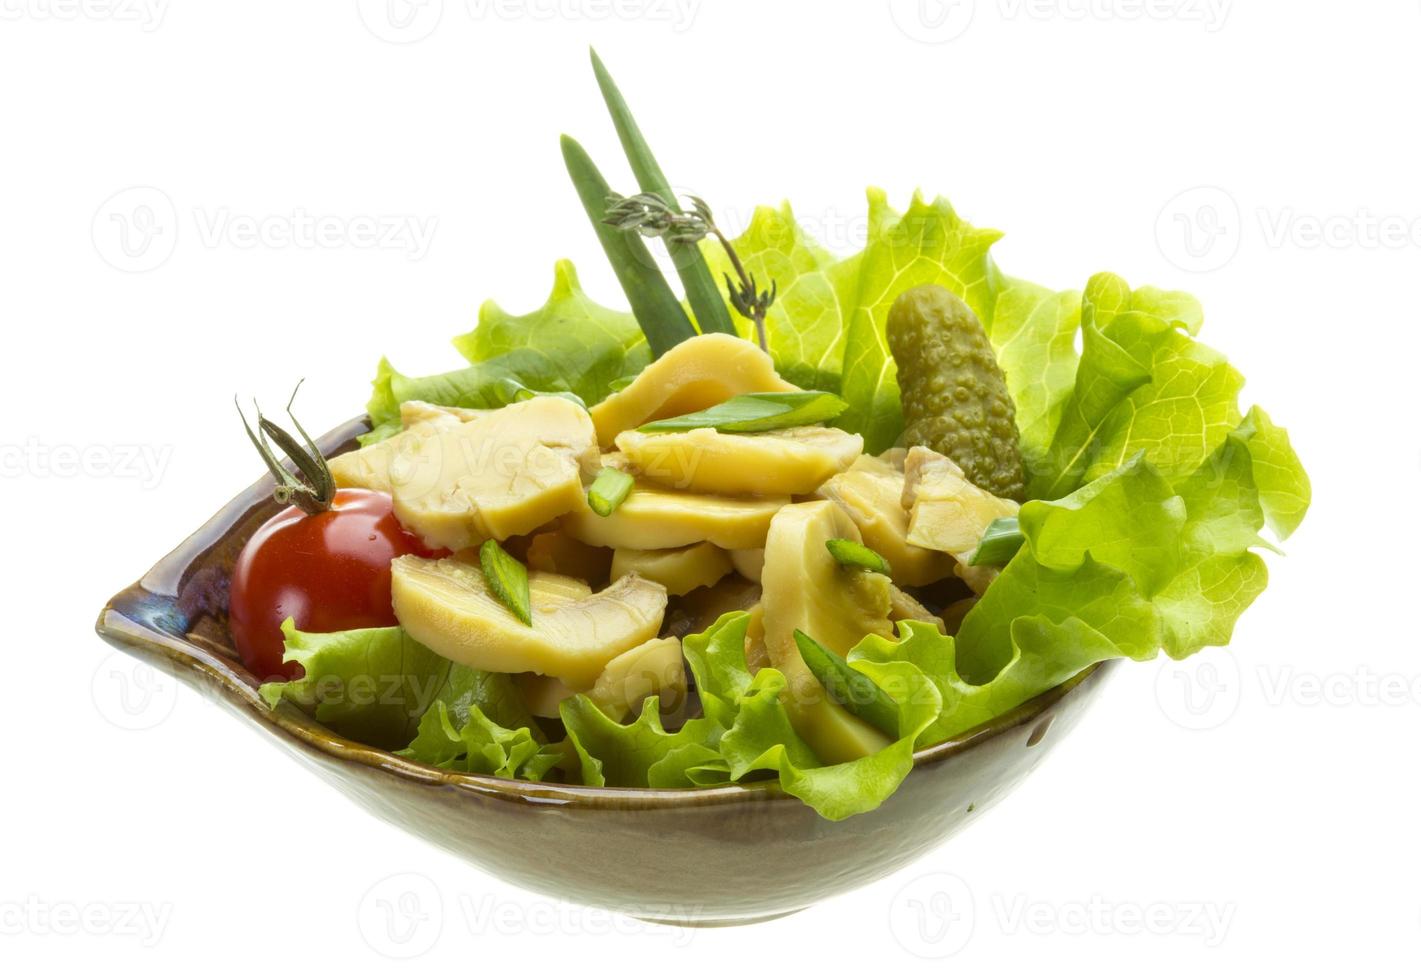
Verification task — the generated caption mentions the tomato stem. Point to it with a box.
[236,381,337,515]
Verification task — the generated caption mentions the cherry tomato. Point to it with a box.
[228,488,441,681]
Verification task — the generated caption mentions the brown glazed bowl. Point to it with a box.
[96,417,1114,927]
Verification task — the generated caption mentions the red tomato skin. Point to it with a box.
[227,488,440,681]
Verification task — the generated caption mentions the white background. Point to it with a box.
[3,0,1416,974]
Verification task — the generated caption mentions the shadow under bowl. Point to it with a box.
[96,417,1114,927]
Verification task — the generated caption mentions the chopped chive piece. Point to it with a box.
[969,516,1024,567]
[589,48,736,337]
[479,539,532,626]
[793,630,899,737]
[825,538,892,576]
[587,467,635,517]
[638,391,848,434]
[561,134,696,357]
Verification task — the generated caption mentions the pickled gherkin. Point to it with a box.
[886,285,1026,501]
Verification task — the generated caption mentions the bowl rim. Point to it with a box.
[96,415,1109,813]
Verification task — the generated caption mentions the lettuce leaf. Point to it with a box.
[559,696,722,789]
[342,187,1310,819]
[362,260,648,442]
[958,415,1308,680]
[699,190,1004,453]
[558,609,1154,820]
[852,618,1127,749]
[400,700,559,780]
[700,203,858,392]
[259,621,535,750]
[1028,273,1244,497]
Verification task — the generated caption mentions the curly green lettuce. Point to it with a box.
[361,260,649,443]
[300,186,1311,818]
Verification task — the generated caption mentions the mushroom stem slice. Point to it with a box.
[391,556,666,689]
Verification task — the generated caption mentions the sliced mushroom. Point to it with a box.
[387,397,600,552]
[589,636,687,720]
[761,500,895,764]
[888,584,946,633]
[562,481,787,551]
[516,635,686,722]
[399,400,490,427]
[817,454,955,587]
[610,542,733,596]
[525,529,612,586]
[391,556,666,688]
[729,548,764,584]
[901,446,1019,593]
[615,426,862,497]
[587,334,798,447]
[662,574,762,639]
[328,412,461,494]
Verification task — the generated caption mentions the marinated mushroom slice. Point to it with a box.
[615,425,863,497]
[940,596,978,636]
[562,481,787,551]
[743,603,770,673]
[515,672,580,718]
[525,529,613,585]
[589,636,687,719]
[760,500,896,764]
[729,548,764,584]
[391,556,667,689]
[588,334,798,447]
[888,584,946,633]
[663,574,762,638]
[514,636,686,721]
[817,454,955,587]
[399,400,490,427]
[328,411,462,493]
[901,446,1019,590]
[389,396,600,552]
[610,542,733,596]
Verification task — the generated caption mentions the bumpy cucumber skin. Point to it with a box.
[887,284,1026,501]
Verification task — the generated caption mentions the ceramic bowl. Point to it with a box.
[96,417,1114,927]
